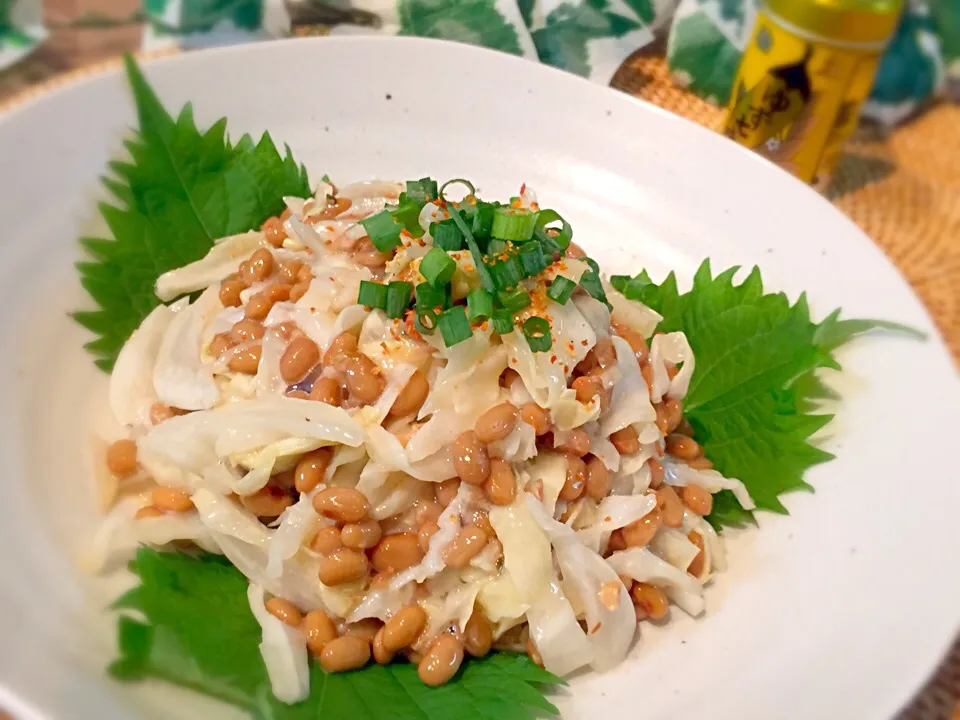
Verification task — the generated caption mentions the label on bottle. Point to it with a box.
[723,10,883,185]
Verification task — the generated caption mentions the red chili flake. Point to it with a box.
[580,339,588,346]
[590,622,602,635]
[481,320,489,331]
[549,355,557,363]
[324,239,332,247]
[519,182,527,195]
[604,516,612,522]
[567,341,575,352]
[404,310,422,340]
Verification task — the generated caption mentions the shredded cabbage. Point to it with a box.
[91,179,759,699]
[192,489,356,616]
[599,336,656,437]
[662,458,755,510]
[489,496,594,675]
[152,286,222,411]
[390,482,471,590]
[648,527,701,573]
[110,300,183,426]
[649,332,695,403]
[606,285,662,338]
[525,496,635,672]
[576,493,656,552]
[247,584,310,704]
[607,547,705,616]
[155,231,264,301]
[523,452,569,517]
[138,397,363,481]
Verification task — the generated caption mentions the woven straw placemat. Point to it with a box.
[1,47,958,720]
[614,53,960,364]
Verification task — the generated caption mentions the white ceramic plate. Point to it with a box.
[1,37,958,720]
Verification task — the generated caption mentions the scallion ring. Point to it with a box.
[497,287,531,313]
[522,316,552,353]
[535,209,572,250]
[546,275,576,305]
[438,305,473,347]
[420,246,457,287]
[357,280,388,309]
[415,308,438,335]
[492,207,537,242]
[439,178,477,203]
[467,289,494,323]
[491,309,515,335]
[386,281,413,319]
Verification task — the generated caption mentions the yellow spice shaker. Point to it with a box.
[722,0,903,188]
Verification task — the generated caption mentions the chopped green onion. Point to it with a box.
[392,194,425,238]
[360,210,402,252]
[438,305,473,347]
[447,204,496,293]
[486,239,509,257]
[534,227,564,259]
[415,308,438,335]
[420,247,457,287]
[386,281,413,319]
[491,256,524,290]
[415,282,445,311]
[492,207,537,242]
[405,177,438,203]
[471,202,496,240]
[467,289,494,322]
[358,280,388,309]
[535,209,572,250]
[492,309,515,335]
[579,270,611,309]
[518,243,547,276]
[546,276,577,305]
[498,287,531,313]
[523,317,552,352]
[439,178,477,203]
[583,257,600,275]
[432,219,463,251]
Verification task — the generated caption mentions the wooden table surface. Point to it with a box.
[1,2,957,719]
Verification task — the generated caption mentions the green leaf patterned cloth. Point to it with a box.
[2,0,955,125]
[666,0,956,125]
[134,0,955,123]
[0,0,46,71]
[137,0,662,82]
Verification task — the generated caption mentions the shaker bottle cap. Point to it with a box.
[765,0,903,47]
